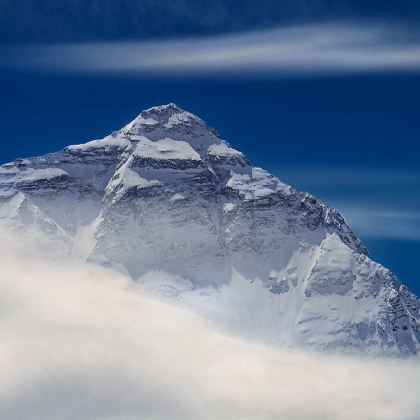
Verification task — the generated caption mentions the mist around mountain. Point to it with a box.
[0,228,419,420]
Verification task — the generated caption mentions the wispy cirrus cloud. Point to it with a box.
[2,22,420,76]
[338,208,420,240]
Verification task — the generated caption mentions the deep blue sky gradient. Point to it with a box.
[0,0,419,293]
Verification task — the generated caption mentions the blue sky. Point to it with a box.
[0,0,419,293]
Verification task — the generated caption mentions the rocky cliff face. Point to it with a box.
[1,103,418,356]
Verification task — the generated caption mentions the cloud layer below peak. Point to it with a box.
[0,229,420,419]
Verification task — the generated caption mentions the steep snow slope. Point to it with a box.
[0,103,418,356]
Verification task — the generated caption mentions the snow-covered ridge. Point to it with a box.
[207,142,243,158]
[0,167,68,181]
[0,103,418,357]
[164,110,199,129]
[105,155,161,204]
[133,137,202,161]
[226,167,293,200]
[66,135,131,153]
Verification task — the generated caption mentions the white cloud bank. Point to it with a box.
[0,229,419,420]
[3,22,420,75]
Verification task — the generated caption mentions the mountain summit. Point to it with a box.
[0,104,419,356]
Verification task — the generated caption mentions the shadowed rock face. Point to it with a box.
[0,103,418,356]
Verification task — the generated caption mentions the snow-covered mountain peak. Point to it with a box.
[114,103,223,153]
[131,102,203,128]
[0,104,419,356]
[61,104,245,169]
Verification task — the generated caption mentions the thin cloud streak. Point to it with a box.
[3,22,420,75]
[273,166,420,241]
[340,207,420,240]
